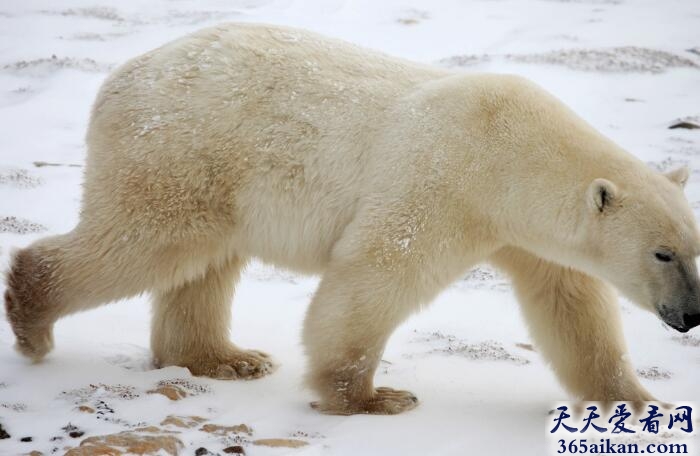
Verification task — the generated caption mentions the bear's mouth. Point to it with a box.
[666,322,690,333]
[658,312,700,333]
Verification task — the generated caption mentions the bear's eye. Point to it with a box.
[654,252,673,263]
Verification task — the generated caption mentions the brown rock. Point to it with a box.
[77,406,95,413]
[223,446,245,454]
[64,444,121,456]
[199,423,252,436]
[253,438,309,448]
[146,385,187,401]
[160,415,207,429]
[26,452,43,456]
[65,429,183,456]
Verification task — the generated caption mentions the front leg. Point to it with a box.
[303,256,430,415]
[491,247,655,410]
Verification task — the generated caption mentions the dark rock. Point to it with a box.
[20,436,32,442]
[195,448,212,456]
[0,422,9,439]
[223,446,245,454]
[69,431,84,438]
[669,121,700,130]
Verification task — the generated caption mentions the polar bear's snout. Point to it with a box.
[657,282,700,333]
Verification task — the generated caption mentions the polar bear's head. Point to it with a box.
[579,166,700,332]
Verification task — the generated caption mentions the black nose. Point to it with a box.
[682,313,700,330]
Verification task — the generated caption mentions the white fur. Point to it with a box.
[5,23,699,414]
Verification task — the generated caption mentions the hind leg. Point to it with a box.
[4,226,228,362]
[491,247,654,408]
[151,255,274,380]
[4,230,162,361]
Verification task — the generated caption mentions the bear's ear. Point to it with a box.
[664,166,689,188]
[587,178,618,213]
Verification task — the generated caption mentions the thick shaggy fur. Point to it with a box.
[5,23,700,414]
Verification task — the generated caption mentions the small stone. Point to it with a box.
[69,431,85,438]
[223,446,245,454]
[21,436,33,442]
[194,448,210,456]
[26,451,43,456]
[77,406,95,413]
[253,438,308,448]
[147,385,187,401]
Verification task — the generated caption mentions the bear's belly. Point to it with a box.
[233,182,359,274]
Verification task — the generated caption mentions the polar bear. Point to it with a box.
[5,23,700,415]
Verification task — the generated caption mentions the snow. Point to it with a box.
[0,0,699,455]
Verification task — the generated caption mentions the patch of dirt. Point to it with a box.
[636,366,672,380]
[253,438,308,448]
[0,216,47,234]
[412,331,530,364]
[290,430,325,439]
[61,32,129,42]
[396,9,430,26]
[156,378,211,395]
[41,7,126,22]
[664,136,700,158]
[1,402,27,412]
[2,55,114,77]
[62,384,140,403]
[160,415,207,429]
[672,334,700,347]
[0,168,41,187]
[646,157,689,173]
[200,423,252,437]
[164,10,239,26]
[439,54,491,67]
[515,342,536,352]
[33,160,82,168]
[508,47,699,73]
[440,47,699,74]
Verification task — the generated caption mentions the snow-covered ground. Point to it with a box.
[0,1,699,455]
